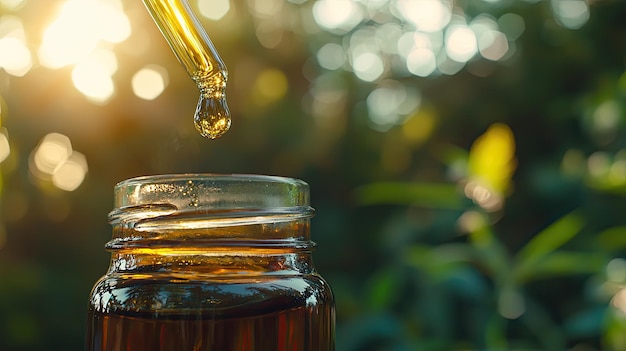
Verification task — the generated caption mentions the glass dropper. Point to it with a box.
[142,0,231,139]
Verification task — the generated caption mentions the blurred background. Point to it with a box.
[0,0,625,349]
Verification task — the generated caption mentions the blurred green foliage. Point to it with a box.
[0,0,625,350]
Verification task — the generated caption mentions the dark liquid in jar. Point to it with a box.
[86,302,334,350]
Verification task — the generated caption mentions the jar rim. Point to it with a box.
[110,173,312,230]
[116,173,308,189]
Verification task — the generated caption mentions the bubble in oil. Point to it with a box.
[194,71,231,139]
[180,180,199,207]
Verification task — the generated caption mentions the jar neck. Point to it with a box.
[106,219,316,277]
[105,174,317,277]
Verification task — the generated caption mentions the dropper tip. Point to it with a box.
[194,95,231,139]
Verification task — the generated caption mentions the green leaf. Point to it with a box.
[465,215,511,282]
[520,296,567,351]
[404,244,476,278]
[597,226,626,251]
[514,251,608,284]
[366,269,400,311]
[354,182,463,209]
[603,308,626,351]
[485,314,508,350]
[515,211,584,270]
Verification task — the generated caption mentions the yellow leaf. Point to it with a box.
[468,123,517,195]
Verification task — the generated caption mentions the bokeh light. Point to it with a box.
[311,0,526,81]
[0,128,10,164]
[407,47,437,77]
[0,0,26,10]
[366,80,421,131]
[498,13,525,41]
[316,43,346,71]
[587,151,611,179]
[29,133,87,191]
[352,51,384,82]
[38,0,130,69]
[52,151,88,191]
[464,180,503,212]
[376,23,403,56]
[590,100,621,143]
[198,0,230,21]
[478,29,509,61]
[611,288,626,314]
[445,25,478,63]
[71,48,117,104]
[607,258,626,283]
[312,0,363,34]
[0,15,31,77]
[552,0,590,29]
[396,0,451,33]
[249,0,283,17]
[0,36,31,77]
[252,68,288,106]
[132,65,168,100]
[31,133,73,176]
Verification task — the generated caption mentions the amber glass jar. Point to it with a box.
[86,174,335,351]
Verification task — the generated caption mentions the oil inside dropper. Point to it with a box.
[142,0,231,139]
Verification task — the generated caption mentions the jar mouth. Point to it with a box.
[109,174,313,231]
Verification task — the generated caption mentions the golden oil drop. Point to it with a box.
[142,0,231,139]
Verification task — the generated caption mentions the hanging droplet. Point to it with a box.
[193,71,231,139]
